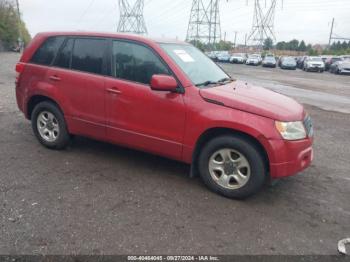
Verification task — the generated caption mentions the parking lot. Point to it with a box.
[0,52,349,255]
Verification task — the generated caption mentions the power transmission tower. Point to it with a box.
[247,0,278,49]
[117,0,147,35]
[186,0,222,48]
[328,18,350,45]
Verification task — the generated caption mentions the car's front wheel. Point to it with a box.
[198,135,266,199]
[31,101,71,150]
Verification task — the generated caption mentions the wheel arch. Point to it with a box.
[191,127,270,177]
[26,95,63,120]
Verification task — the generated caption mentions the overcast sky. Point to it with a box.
[19,0,350,45]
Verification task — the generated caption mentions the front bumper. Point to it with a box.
[340,68,350,74]
[263,63,276,67]
[268,138,314,179]
[307,66,324,71]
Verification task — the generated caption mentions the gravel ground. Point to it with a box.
[0,52,349,255]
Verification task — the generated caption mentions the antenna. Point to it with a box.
[117,0,147,34]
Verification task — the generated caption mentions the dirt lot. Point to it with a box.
[0,52,349,255]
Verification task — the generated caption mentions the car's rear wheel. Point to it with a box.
[31,101,71,150]
[198,135,266,199]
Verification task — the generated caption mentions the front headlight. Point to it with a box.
[275,121,307,140]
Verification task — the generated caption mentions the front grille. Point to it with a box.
[304,115,314,137]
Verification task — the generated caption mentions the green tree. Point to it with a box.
[298,40,307,51]
[0,1,31,50]
[263,37,273,50]
[189,40,206,51]
[276,41,286,50]
[214,40,233,51]
[288,39,299,51]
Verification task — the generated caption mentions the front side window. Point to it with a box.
[112,41,170,85]
[71,38,107,75]
[30,36,65,65]
[160,43,229,87]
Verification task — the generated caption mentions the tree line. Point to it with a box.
[0,0,31,51]
[264,38,350,56]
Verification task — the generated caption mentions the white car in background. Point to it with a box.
[303,56,325,73]
[246,55,260,66]
[230,53,246,64]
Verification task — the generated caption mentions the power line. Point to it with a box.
[76,0,96,28]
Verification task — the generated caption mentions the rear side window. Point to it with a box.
[112,40,170,85]
[71,38,107,75]
[30,36,65,65]
[54,38,74,69]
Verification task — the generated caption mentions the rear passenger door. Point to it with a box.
[49,37,108,139]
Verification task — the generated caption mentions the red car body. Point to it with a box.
[15,32,313,180]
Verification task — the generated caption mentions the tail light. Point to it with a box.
[15,62,25,87]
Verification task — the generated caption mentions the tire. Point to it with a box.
[198,135,266,199]
[31,101,71,150]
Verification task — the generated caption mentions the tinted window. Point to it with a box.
[71,38,107,75]
[31,36,65,65]
[54,38,74,69]
[112,41,170,84]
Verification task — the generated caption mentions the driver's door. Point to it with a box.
[105,40,186,160]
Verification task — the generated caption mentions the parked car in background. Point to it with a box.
[303,56,325,73]
[230,53,246,64]
[297,56,307,69]
[217,52,231,63]
[280,56,297,70]
[325,56,343,71]
[341,55,350,61]
[15,32,314,199]
[253,53,262,63]
[246,54,260,66]
[321,55,331,63]
[329,60,350,75]
[262,56,277,68]
[206,51,219,61]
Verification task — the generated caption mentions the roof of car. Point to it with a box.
[35,31,188,45]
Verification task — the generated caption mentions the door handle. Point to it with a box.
[49,75,61,81]
[106,88,122,95]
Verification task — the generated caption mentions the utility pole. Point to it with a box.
[186,0,222,49]
[328,18,335,47]
[117,0,147,34]
[247,0,278,50]
[233,31,237,48]
[15,0,23,51]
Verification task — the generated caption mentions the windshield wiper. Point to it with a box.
[218,77,234,83]
[196,77,233,87]
[196,80,219,87]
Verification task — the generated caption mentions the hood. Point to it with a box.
[339,61,350,68]
[199,81,304,121]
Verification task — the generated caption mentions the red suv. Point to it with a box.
[15,32,314,199]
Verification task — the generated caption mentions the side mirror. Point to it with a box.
[150,75,178,92]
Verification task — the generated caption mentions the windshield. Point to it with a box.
[284,57,295,63]
[265,57,275,61]
[160,43,230,87]
[309,57,322,61]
